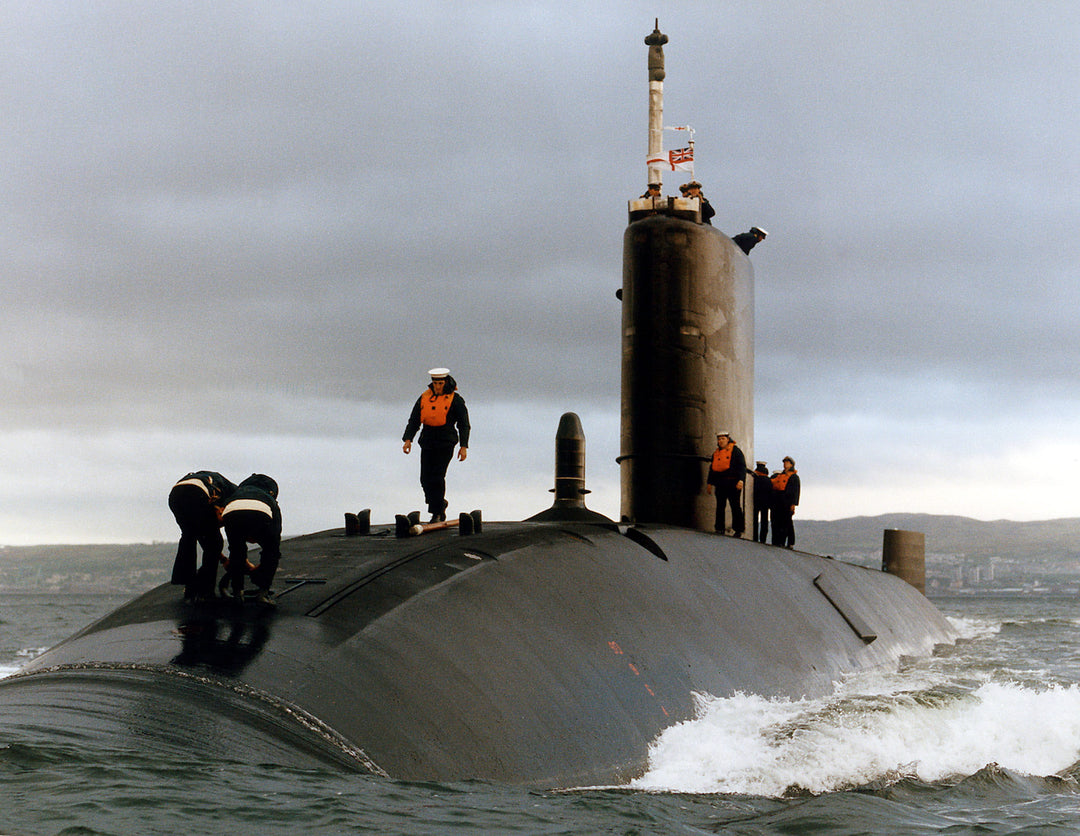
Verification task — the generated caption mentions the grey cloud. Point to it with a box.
[2,1,1080,540]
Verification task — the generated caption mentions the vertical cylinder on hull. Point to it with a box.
[528,412,611,523]
[882,529,927,594]
[552,412,588,508]
[619,212,754,530]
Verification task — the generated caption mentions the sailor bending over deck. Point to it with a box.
[221,474,282,607]
[168,471,237,602]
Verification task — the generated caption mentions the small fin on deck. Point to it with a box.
[813,572,877,643]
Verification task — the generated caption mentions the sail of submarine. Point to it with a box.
[0,23,955,788]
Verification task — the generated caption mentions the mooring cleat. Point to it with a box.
[344,512,360,535]
[355,508,371,535]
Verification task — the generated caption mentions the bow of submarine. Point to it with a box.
[0,519,955,787]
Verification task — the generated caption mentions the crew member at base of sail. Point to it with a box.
[706,432,746,536]
[770,457,800,549]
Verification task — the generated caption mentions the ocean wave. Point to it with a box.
[632,679,1080,797]
[946,614,1001,641]
[0,647,48,681]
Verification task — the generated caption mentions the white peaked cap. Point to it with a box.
[428,368,450,378]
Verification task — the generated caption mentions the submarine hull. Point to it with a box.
[0,522,955,787]
[0,23,960,790]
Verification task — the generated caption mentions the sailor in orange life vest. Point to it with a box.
[770,456,801,549]
[705,432,746,536]
[402,368,471,522]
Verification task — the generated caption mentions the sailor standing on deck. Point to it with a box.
[705,432,746,536]
[770,457,801,549]
[751,461,771,543]
[402,368,470,522]
[221,474,282,607]
[168,471,237,601]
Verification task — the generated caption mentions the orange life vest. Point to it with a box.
[711,447,733,472]
[420,392,455,427]
[771,470,796,491]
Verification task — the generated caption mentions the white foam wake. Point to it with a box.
[946,613,1002,641]
[0,647,49,680]
[632,679,1080,796]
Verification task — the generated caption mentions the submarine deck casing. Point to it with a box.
[0,521,955,787]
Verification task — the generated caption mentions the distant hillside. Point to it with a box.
[796,514,1080,563]
[3,514,1080,593]
[0,543,174,593]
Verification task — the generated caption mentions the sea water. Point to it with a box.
[2,592,1080,835]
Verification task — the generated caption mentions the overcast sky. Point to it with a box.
[3,1,1079,545]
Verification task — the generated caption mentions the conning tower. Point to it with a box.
[620,22,754,531]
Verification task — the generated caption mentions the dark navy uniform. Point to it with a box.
[751,464,771,543]
[221,474,282,600]
[733,227,768,255]
[699,196,716,225]
[168,471,237,599]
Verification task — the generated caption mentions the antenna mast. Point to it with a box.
[644,20,668,188]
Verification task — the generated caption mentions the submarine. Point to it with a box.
[0,24,956,788]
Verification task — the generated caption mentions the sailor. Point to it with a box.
[705,432,746,536]
[639,182,661,199]
[751,461,771,543]
[402,368,470,522]
[221,474,282,606]
[168,471,237,601]
[770,457,801,549]
[680,181,715,225]
[732,226,768,255]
